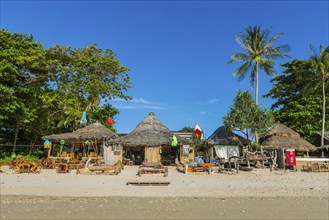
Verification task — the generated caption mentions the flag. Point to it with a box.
[194,124,202,138]
[105,117,113,125]
[171,135,178,147]
[201,129,206,140]
[80,111,87,124]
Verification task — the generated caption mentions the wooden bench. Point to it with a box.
[137,162,168,177]
[57,163,69,173]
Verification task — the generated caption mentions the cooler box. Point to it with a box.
[285,149,296,166]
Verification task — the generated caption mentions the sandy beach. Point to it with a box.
[1,166,329,219]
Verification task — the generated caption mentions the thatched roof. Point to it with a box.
[42,122,116,142]
[204,126,247,147]
[262,123,317,152]
[108,112,191,147]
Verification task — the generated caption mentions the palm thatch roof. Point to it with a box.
[42,122,116,142]
[204,126,248,147]
[262,123,317,152]
[108,112,191,147]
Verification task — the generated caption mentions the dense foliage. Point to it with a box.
[265,59,329,143]
[223,91,275,143]
[0,29,132,153]
[309,45,329,147]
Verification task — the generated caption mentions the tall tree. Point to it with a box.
[228,25,290,105]
[309,45,329,148]
[223,91,275,143]
[46,44,132,131]
[265,59,329,143]
[0,30,132,153]
[0,29,49,152]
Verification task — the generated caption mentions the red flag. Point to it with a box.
[105,117,113,125]
[194,124,202,138]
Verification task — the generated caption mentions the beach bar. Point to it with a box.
[108,112,193,165]
[42,122,118,164]
[262,123,317,169]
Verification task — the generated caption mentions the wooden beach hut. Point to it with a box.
[108,112,193,165]
[262,123,317,168]
[203,126,247,163]
[42,122,118,163]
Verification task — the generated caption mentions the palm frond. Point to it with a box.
[259,60,276,76]
[310,44,318,58]
[231,53,251,61]
[275,44,291,54]
[227,53,251,64]
[235,34,254,53]
[262,32,284,52]
[233,61,252,81]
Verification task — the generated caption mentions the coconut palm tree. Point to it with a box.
[309,45,329,149]
[228,25,291,105]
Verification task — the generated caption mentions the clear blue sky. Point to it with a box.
[1,0,328,136]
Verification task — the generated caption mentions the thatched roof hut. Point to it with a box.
[42,122,116,142]
[262,123,317,152]
[204,126,247,146]
[108,112,191,147]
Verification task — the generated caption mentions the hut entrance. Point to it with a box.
[145,146,161,163]
[123,147,144,165]
[161,146,179,166]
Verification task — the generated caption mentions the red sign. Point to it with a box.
[285,149,296,166]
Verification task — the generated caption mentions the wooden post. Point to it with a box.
[47,145,52,158]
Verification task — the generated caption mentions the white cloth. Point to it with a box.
[103,146,110,164]
[214,145,239,159]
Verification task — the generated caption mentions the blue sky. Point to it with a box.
[1,0,328,136]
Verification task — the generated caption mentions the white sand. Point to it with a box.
[1,166,328,198]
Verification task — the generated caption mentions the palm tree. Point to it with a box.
[309,45,329,150]
[228,25,291,105]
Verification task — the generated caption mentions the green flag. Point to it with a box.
[171,135,178,147]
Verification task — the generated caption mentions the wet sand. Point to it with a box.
[1,166,328,219]
[1,196,328,219]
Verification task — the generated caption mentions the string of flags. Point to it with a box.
[80,111,114,125]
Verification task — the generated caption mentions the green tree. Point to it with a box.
[45,44,132,131]
[309,45,329,148]
[0,29,49,152]
[0,30,132,152]
[179,127,194,132]
[265,59,329,142]
[89,104,119,132]
[228,25,290,105]
[223,91,275,143]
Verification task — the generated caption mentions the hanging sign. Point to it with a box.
[44,139,51,149]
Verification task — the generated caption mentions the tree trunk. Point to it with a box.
[255,63,259,105]
[254,63,259,143]
[12,122,20,155]
[321,77,326,148]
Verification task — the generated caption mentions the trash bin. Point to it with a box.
[285,149,296,170]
